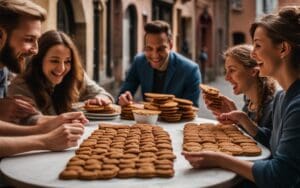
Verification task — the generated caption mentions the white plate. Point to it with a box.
[85,115,119,120]
[84,111,121,117]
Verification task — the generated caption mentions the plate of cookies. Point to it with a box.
[82,103,121,120]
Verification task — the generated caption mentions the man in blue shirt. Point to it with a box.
[118,20,201,107]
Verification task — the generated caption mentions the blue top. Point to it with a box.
[252,79,300,188]
[0,67,8,98]
[118,51,202,106]
[243,94,274,146]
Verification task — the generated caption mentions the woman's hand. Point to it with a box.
[217,110,258,137]
[217,110,248,125]
[182,151,255,182]
[41,121,84,151]
[203,94,237,116]
[182,151,224,169]
[37,111,88,134]
[85,96,112,106]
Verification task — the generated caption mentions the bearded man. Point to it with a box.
[0,0,46,122]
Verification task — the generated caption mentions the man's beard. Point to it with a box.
[0,42,22,73]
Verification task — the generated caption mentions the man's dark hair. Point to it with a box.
[144,20,172,40]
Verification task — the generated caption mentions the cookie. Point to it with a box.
[144,93,175,100]
[117,168,137,178]
[59,170,79,180]
[137,166,156,178]
[199,84,220,95]
[79,170,99,180]
[84,104,104,112]
[241,146,262,156]
[156,169,174,177]
[173,97,193,105]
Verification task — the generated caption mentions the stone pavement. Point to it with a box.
[198,75,244,120]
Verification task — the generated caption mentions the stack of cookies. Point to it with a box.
[199,84,222,109]
[59,123,176,180]
[120,103,144,120]
[144,93,182,122]
[174,98,198,120]
[158,101,182,122]
[84,103,118,114]
[182,123,261,156]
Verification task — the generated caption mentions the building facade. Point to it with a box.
[33,0,229,87]
[30,0,299,94]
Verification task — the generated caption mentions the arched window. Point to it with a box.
[200,8,212,45]
[152,0,173,26]
[57,0,75,36]
[122,4,137,80]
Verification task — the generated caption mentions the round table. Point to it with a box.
[0,117,270,188]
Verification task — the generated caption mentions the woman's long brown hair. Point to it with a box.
[23,30,84,114]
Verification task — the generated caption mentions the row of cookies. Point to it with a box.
[59,123,176,180]
[182,123,262,156]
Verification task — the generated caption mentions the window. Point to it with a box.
[57,0,75,36]
[233,32,245,45]
[231,0,243,11]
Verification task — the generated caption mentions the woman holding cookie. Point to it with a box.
[183,6,300,187]
[203,44,276,136]
[7,30,114,124]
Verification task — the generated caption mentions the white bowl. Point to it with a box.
[132,109,161,125]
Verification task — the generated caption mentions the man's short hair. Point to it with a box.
[144,20,172,40]
[0,0,47,32]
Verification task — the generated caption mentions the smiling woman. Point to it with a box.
[203,44,276,139]
[7,30,114,124]
[42,44,71,86]
[183,6,300,188]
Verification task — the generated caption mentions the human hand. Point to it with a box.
[218,111,258,136]
[41,122,84,151]
[118,91,133,106]
[38,112,88,134]
[182,151,223,169]
[217,110,249,125]
[85,96,112,106]
[0,96,37,122]
[203,94,237,116]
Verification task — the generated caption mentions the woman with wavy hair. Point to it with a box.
[8,30,114,123]
[204,44,277,145]
[183,6,300,187]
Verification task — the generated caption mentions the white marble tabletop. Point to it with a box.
[0,117,270,188]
